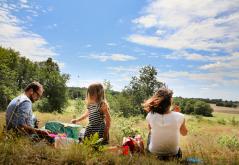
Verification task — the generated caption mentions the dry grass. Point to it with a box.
[211,104,239,114]
[1,101,239,164]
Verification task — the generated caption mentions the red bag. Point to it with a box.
[122,135,145,154]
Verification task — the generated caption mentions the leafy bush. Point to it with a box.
[194,101,213,117]
[184,102,195,114]
[174,97,213,117]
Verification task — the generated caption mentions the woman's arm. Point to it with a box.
[71,110,89,124]
[180,119,188,136]
[148,123,151,133]
[101,103,111,140]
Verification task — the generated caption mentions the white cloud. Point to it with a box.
[20,0,28,3]
[45,23,57,30]
[160,49,239,71]
[106,43,117,46]
[84,44,92,48]
[158,70,239,85]
[67,78,103,88]
[157,69,239,100]
[133,15,158,28]
[81,53,137,62]
[199,59,239,71]
[128,0,239,52]
[106,66,142,90]
[107,66,139,74]
[0,2,57,61]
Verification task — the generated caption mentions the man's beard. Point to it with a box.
[29,95,35,103]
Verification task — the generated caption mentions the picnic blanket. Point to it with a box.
[43,121,83,140]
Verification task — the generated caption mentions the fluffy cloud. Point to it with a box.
[80,53,137,62]
[158,70,239,85]
[129,0,239,52]
[0,1,57,61]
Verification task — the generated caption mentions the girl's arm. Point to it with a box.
[101,102,111,140]
[71,110,89,124]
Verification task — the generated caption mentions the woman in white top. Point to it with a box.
[143,87,188,160]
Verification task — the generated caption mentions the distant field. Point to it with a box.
[210,104,239,114]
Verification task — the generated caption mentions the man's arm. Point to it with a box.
[17,124,49,136]
[16,101,50,136]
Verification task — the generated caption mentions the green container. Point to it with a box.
[45,121,82,140]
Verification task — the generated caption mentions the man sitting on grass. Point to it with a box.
[5,81,52,142]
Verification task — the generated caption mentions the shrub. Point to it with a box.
[184,102,194,114]
[194,101,213,117]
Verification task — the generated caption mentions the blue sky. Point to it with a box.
[0,0,239,101]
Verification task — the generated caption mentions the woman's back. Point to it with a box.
[146,111,184,155]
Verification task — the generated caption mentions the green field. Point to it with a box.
[1,100,239,165]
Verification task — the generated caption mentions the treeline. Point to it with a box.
[1,46,215,117]
[173,97,213,117]
[197,98,238,108]
[68,87,87,100]
[71,66,214,117]
[0,46,69,112]
[71,66,166,117]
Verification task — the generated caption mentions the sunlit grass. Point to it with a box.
[0,100,239,164]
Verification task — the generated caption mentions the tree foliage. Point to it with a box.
[122,65,164,116]
[174,97,213,117]
[0,46,69,112]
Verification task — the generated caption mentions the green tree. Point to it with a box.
[16,57,39,90]
[124,65,164,116]
[0,47,70,113]
[0,47,19,110]
[194,100,213,117]
[37,58,70,113]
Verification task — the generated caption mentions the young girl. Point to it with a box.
[71,83,111,144]
[142,87,188,160]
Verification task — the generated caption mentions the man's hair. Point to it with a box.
[24,81,43,92]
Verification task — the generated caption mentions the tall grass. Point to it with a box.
[1,100,239,164]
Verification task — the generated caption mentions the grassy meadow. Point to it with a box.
[0,100,239,165]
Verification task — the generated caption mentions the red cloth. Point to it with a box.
[122,135,145,154]
[174,105,180,112]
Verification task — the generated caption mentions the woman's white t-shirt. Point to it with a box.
[146,111,185,155]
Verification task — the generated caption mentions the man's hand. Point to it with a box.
[36,129,54,138]
[37,129,49,136]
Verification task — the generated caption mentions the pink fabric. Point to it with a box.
[48,133,66,138]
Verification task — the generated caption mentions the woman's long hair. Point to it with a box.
[142,87,173,114]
